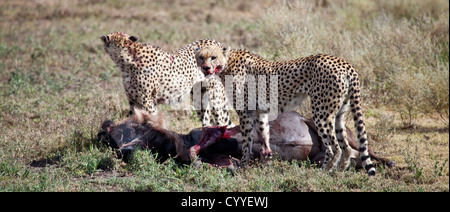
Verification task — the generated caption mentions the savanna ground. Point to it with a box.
[0,0,448,192]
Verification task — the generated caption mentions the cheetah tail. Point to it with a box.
[349,74,376,176]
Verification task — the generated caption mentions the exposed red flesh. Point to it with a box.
[214,65,222,74]
[191,125,235,155]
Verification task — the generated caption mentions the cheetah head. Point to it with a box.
[100,32,139,56]
[195,45,231,77]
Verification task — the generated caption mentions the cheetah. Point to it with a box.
[195,45,376,176]
[100,32,231,127]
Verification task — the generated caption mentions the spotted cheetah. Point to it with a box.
[195,45,376,176]
[100,32,231,127]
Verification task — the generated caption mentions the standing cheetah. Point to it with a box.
[195,46,376,176]
[100,32,231,126]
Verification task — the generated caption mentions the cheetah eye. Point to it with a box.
[199,56,204,60]
[211,56,217,60]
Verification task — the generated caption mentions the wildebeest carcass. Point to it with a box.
[97,109,394,169]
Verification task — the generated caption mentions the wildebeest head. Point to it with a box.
[97,108,188,162]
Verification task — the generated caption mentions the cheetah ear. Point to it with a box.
[129,35,139,42]
[223,47,231,57]
[100,35,108,43]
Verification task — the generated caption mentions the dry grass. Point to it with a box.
[0,0,448,191]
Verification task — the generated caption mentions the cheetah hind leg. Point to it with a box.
[335,101,353,171]
[315,119,341,171]
[327,120,342,171]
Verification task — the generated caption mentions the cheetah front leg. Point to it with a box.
[198,108,212,127]
[143,99,158,115]
[257,113,272,158]
[238,111,254,167]
[128,100,138,116]
[128,99,158,116]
